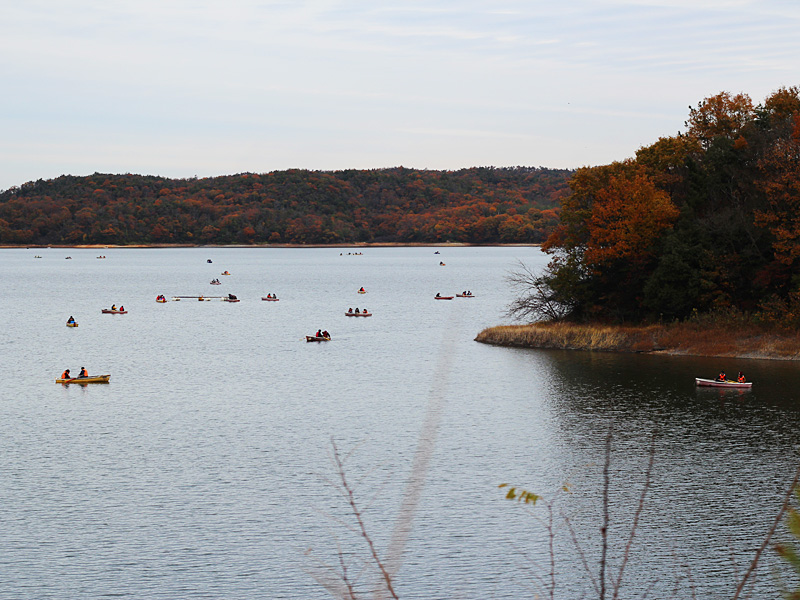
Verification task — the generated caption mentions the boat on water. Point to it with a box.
[210,279,222,285]
[101,309,128,314]
[345,311,372,317]
[56,374,111,384]
[456,293,475,298]
[434,295,454,300]
[695,378,752,389]
[224,297,240,303]
[221,271,231,275]
[262,296,280,301]
[156,295,167,303]
[306,335,331,342]
[66,322,79,327]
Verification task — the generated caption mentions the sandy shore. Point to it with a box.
[475,322,800,361]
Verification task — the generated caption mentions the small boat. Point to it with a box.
[695,378,753,389]
[156,295,167,303]
[434,295,454,300]
[221,271,231,275]
[456,293,475,298]
[358,289,367,294]
[101,309,128,314]
[210,280,222,285]
[262,297,280,301]
[66,322,79,327]
[224,298,240,303]
[56,374,111,384]
[306,335,331,342]
[345,311,372,317]
[65,256,72,259]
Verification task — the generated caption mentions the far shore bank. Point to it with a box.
[475,322,800,361]
[1,242,540,250]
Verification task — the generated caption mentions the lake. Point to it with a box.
[1,246,799,599]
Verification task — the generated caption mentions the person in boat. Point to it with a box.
[348,307,353,313]
[67,316,75,324]
[716,370,727,382]
[359,287,365,292]
[111,304,117,311]
[355,307,360,313]
[316,329,322,338]
[61,369,71,380]
[78,367,88,378]
[737,371,746,383]
[361,308,367,314]
[119,305,124,312]
[322,330,330,338]
[228,294,237,300]
[436,293,440,298]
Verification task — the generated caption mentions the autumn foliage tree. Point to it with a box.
[528,86,800,324]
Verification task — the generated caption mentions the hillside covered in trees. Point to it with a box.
[528,86,800,327]
[0,167,570,246]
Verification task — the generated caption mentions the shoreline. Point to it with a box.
[1,242,540,250]
[475,322,800,361]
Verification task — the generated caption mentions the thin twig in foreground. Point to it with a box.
[332,439,399,600]
[600,430,612,600]
[612,434,656,600]
[732,461,800,600]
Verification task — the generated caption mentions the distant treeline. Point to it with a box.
[0,167,571,246]
[534,86,800,326]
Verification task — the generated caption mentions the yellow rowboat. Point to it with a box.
[56,375,111,384]
[66,322,79,327]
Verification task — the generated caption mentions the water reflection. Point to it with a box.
[488,346,800,598]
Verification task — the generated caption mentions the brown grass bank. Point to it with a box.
[475,322,800,360]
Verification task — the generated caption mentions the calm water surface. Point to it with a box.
[2,247,800,599]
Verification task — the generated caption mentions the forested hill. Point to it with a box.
[0,167,571,246]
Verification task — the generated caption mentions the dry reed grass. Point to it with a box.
[475,322,800,360]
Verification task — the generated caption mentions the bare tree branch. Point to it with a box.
[612,433,656,599]
[732,460,800,599]
[332,439,399,600]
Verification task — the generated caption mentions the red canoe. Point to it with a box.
[101,309,128,314]
[435,296,454,300]
[345,312,372,317]
[695,378,752,389]
[306,335,331,342]
[262,297,280,301]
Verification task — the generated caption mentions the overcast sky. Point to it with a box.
[1,0,798,191]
